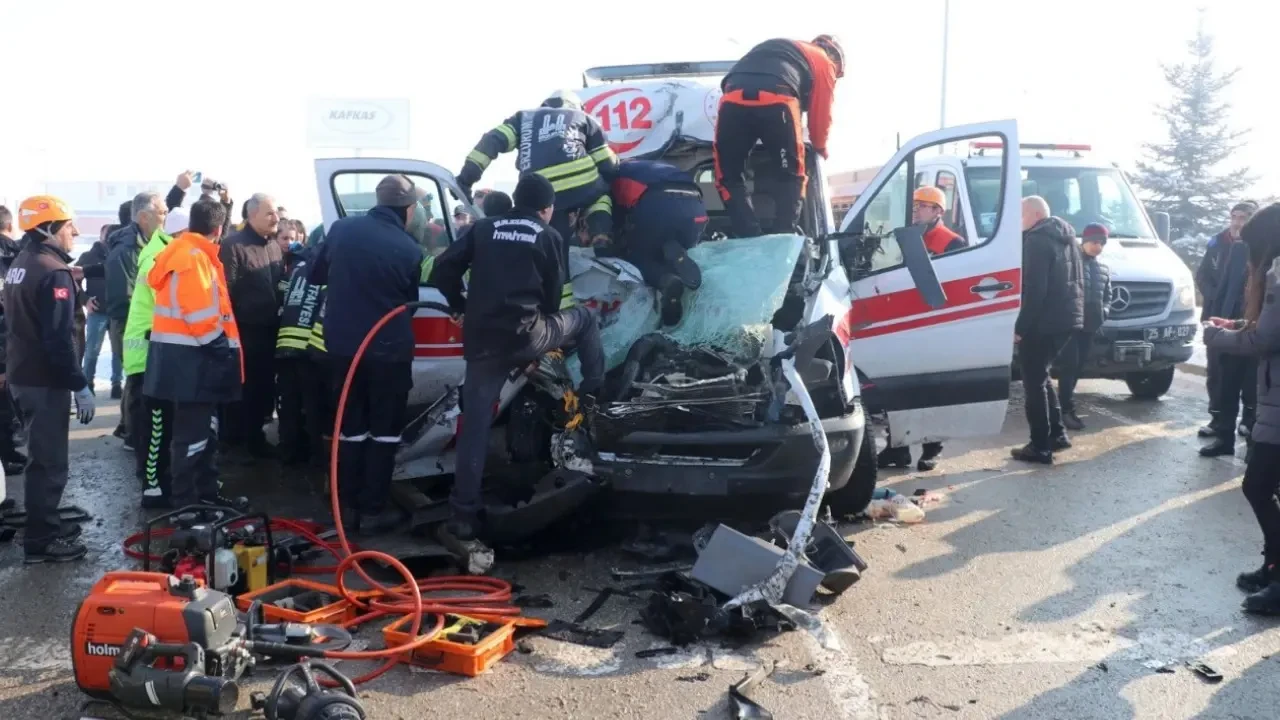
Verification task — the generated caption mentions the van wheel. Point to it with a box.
[1125,367,1176,399]
[825,427,877,518]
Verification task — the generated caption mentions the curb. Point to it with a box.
[1178,363,1207,378]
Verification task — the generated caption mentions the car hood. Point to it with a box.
[1096,242,1193,285]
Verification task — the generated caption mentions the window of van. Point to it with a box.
[966,165,1155,240]
[331,172,452,255]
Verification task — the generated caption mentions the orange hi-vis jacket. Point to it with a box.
[141,231,245,404]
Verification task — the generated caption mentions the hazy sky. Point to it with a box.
[1,0,1274,226]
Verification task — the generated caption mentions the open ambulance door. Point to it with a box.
[314,157,472,415]
[837,121,1022,447]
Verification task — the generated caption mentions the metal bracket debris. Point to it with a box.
[729,662,776,719]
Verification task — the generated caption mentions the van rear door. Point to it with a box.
[837,121,1022,446]
[314,158,473,409]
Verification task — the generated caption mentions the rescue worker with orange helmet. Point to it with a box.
[913,186,967,256]
[878,187,969,473]
[2,196,95,563]
[714,35,844,237]
[143,198,247,511]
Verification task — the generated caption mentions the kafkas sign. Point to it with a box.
[307,99,410,150]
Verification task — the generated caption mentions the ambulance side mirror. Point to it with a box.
[898,224,947,309]
[1153,211,1171,243]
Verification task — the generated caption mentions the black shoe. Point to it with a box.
[878,446,912,469]
[1239,423,1252,439]
[357,508,404,538]
[60,522,82,542]
[1199,439,1235,457]
[141,491,172,510]
[110,384,123,400]
[1243,581,1280,616]
[1198,423,1221,438]
[3,459,26,476]
[437,519,495,575]
[1063,412,1085,431]
[663,240,702,290]
[24,537,88,564]
[200,494,250,513]
[112,426,127,440]
[338,506,361,534]
[1051,434,1073,451]
[917,443,941,472]
[1237,562,1272,594]
[1011,443,1053,464]
[658,275,685,327]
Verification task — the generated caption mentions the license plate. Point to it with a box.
[1143,325,1194,341]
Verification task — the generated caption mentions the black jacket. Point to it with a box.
[2,240,88,391]
[102,185,187,321]
[429,208,564,362]
[1081,254,1112,333]
[220,226,285,328]
[0,234,21,372]
[1195,230,1238,320]
[76,240,110,308]
[1016,217,1084,337]
[308,206,422,362]
[276,253,326,359]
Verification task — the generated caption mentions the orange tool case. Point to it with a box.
[235,579,364,625]
[381,614,515,677]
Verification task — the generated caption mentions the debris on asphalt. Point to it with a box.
[768,509,868,594]
[574,587,622,623]
[1155,664,1176,674]
[1186,660,1223,683]
[540,620,625,649]
[865,488,926,523]
[635,646,681,659]
[610,564,695,581]
[677,671,711,682]
[1095,661,1109,672]
[514,593,555,609]
[692,524,824,607]
[728,663,775,719]
[639,571,796,646]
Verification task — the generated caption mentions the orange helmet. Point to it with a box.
[813,35,845,78]
[18,195,75,232]
[913,186,947,210]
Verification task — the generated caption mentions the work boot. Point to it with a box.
[24,537,88,564]
[110,384,123,400]
[59,522,82,542]
[1199,439,1235,457]
[3,452,27,476]
[917,442,942,472]
[141,490,172,511]
[1010,443,1053,465]
[338,506,361,535]
[658,275,685,327]
[437,519,495,576]
[663,240,702,290]
[1062,411,1085,431]
[877,446,912,469]
[1242,565,1280,616]
[356,508,404,538]
[200,494,250,513]
[1237,561,1272,594]
[1051,434,1073,451]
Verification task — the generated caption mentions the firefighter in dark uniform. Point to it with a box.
[610,160,709,326]
[275,249,327,465]
[3,196,96,564]
[306,294,332,465]
[429,174,606,572]
[457,90,619,249]
[308,175,424,537]
[714,35,845,237]
[0,206,28,476]
[878,186,969,472]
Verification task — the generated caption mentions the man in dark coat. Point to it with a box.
[1012,196,1084,464]
[1059,223,1111,430]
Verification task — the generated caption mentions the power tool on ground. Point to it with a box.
[253,659,367,720]
[73,571,353,716]
[143,505,277,594]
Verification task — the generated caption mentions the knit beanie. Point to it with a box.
[1081,223,1109,243]
[513,174,556,212]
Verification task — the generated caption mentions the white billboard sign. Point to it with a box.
[307,98,410,150]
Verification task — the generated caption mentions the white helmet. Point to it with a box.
[542,89,582,111]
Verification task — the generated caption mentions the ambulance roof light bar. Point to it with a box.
[583,61,737,87]
[970,142,1092,158]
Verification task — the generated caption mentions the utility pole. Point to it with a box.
[940,0,950,130]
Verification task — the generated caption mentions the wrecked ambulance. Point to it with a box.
[313,62,1025,528]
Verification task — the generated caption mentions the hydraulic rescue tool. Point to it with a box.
[142,505,277,594]
[253,660,367,720]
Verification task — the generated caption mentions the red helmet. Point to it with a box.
[813,34,845,78]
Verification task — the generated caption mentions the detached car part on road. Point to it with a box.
[315,61,1026,535]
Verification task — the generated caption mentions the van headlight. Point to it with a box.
[1173,282,1196,311]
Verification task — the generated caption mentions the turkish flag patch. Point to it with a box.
[53,287,70,300]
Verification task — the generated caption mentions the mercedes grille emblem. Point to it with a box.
[1109,286,1131,313]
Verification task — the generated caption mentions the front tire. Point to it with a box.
[1125,367,1176,399]
[825,424,877,517]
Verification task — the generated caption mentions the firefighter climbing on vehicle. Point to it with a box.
[878,186,970,473]
[456,89,619,249]
[143,198,247,511]
[610,159,708,326]
[429,173,606,572]
[275,246,326,466]
[714,35,844,238]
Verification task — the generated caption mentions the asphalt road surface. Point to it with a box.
[1,371,1277,720]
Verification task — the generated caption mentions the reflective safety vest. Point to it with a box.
[142,232,244,403]
[276,259,325,358]
[122,229,172,376]
[307,295,326,356]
